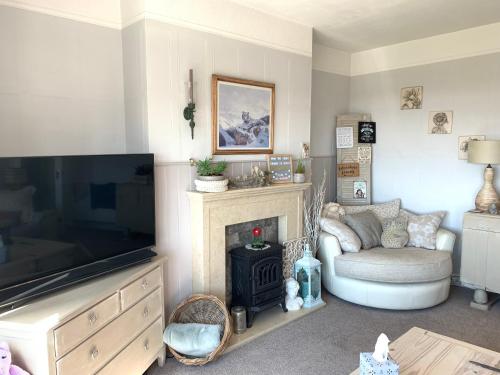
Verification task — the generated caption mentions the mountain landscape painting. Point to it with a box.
[212,75,274,154]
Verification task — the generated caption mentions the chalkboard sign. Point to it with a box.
[358,121,376,143]
[267,154,293,184]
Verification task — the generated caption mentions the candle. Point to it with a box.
[188,69,193,104]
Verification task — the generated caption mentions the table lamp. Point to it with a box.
[468,140,500,211]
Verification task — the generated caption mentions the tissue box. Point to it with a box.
[359,352,399,375]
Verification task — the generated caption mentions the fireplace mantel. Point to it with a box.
[187,183,311,302]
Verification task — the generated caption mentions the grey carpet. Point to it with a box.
[151,287,500,375]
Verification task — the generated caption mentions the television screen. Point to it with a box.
[0,154,155,304]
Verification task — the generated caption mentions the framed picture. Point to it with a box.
[358,122,376,143]
[458,135,485,160]
[267,154,293,184]
[353,181,367,199]
[428,111,453,134]
[336,127,354,148]
[400,86,423,110]
[212,75,275,154]
[358,146,372,163]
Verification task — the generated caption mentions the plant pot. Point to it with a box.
[196,175,226,181]
[194,178,229,192]
[293,173,305,183]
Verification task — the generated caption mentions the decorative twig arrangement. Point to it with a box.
[303,169,326,256]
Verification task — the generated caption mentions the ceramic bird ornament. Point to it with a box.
[372,333,390,363]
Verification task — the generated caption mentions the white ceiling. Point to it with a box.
[227,0,500,51]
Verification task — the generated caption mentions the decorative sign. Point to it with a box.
[358,122,376,143]
[337,163,360,177]
[354,181,367,199]
[336,127,354,148]
[358,146,372,163]
[267,154,293,184]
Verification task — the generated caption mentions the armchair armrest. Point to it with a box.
[317,232,342,283]
[435,228,456,253]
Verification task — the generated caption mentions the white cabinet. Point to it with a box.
[0,258,166,375]
[461,213,500,308]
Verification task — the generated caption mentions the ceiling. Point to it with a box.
[227,0,500,51]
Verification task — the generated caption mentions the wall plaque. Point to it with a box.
[267,154,293,183]
[337,163,360,177]
[358,122,376,143]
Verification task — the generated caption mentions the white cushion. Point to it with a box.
[400,209,446,250]
[320,217,361,252]
[334,247,452,283]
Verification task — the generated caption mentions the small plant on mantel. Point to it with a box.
[293,159,306,183]
[193,157,229,192]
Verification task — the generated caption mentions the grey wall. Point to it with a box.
[0,5,125,156]
[350,52,500,273]
[310,70,350,201]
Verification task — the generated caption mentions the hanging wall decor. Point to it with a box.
[458,135,485,160]
[183,69,196,139]
[212,75,275,155]
[358,146,372,163]
[400,86,423,110]
[358,122,376,143]
[354,181,367,199]
[337,162,360,177]
[428,111,453,134]
[336,127,354,148]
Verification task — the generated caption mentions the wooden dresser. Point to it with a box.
[461,212,500,309]
[0,257,166,375]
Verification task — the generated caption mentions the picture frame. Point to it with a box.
[212,74,275,155]
[336,127,354,148]
[353,181,367,199]
[267,154,293,184]
[458,135,485,160]
[428,111,453,134]
[400,86,423,110]
[358,122,376,143]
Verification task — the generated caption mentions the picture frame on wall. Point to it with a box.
[212,74,275,155]
[428,111,453,134]
[358,122,376,143]
[458,135,485,160]
[400,86,423,110]
[353,181,367,199]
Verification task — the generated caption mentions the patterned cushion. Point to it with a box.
[400,209,446,250]
[341,199,401,221]
[344,211,382,250]
[322,202,345,221]
[381,217,409,249]
[320,217,361,253]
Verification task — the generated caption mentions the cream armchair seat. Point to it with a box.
[317,228,456,310]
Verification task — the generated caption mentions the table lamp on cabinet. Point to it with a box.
[468,140,500,211]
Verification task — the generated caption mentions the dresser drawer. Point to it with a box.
[463,213,500,232]
[96,319,163,375]
[54,294,120,358]
[120,267,162,310]
[56,289,162,375]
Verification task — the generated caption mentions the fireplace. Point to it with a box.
[187,183,311,304]
[230,243,287,327]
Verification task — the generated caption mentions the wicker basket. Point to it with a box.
[167,294,232,366]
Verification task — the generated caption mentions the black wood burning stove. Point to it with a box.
[230,243,287,327]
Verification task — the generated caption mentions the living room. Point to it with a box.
[0,0,499,374]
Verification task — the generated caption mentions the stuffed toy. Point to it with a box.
[0,342,30,375]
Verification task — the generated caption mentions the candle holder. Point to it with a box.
[183,69,196,139]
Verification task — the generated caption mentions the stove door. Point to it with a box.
[251,256,282,295]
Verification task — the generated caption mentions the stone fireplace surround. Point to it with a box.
[187,183,311,304]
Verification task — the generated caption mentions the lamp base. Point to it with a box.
[475,165,499,211]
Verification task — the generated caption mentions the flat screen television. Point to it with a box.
[0,153,156,309]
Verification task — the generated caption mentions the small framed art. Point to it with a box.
[267,154,293,184]
[358,122,376,143]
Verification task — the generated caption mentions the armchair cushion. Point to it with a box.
[344,211,382,250]
[400,209,446,250]
[334,247,452,283]
[320,217,361,253]
[341,199,401,221]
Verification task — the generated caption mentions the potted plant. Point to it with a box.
[293,159,306,183]
[194,158,229,192]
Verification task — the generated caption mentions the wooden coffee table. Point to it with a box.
[350,327,500,374]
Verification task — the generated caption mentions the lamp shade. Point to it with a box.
[468,140,500,165]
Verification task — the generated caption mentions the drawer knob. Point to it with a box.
[143,306,149,318]
[88,311,98,325]
[90,346,99,360]
[141,278,149,290]
[144,339,150,351]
